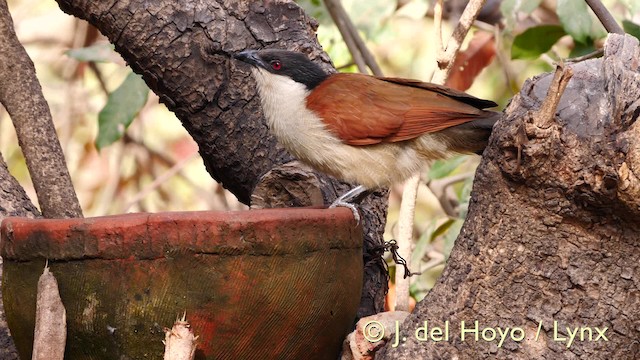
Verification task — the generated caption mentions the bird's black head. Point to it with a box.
[234,49,329,90]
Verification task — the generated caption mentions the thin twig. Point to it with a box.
[428,172,474,217]
[395,174,419,311]
[332,0,383,76]
[393,0,448,313]
[323,0,383,76]
[324,0,367,73]
[434,0,444,53]
[432,0,489,84]
[585,0,624,35]
[336,61,356,70]
[395,0,490,311]
[124,151,198,212]
[565,49,604,63]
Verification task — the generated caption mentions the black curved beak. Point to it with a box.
[234,50,266,69]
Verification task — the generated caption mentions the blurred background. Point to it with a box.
[2,0,637,309]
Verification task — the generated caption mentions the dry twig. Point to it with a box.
[323,0,383,76]
[533,64,573,130]
[163,313,197,360]
[32,264,66,360]
[394,0,489,312]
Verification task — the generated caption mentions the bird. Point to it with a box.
[234,49,500,220]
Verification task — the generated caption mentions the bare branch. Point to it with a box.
[585,0,624,35]
[0,0,82,219]
[532,64,574,130]
[434,0,444,53]
[323,0,367,73]
[394,174,419,312]
[394,0,489,313]
[432,0,488,84]
[323,0,383,76]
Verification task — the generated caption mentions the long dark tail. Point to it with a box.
[441,111,502,155]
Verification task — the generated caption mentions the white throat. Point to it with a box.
[250,68,336,159]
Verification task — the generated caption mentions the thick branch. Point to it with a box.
[585,0,624,35]
[0,0,82,219]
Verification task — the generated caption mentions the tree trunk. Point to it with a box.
[378,34,640,359]
[52,0,389,318]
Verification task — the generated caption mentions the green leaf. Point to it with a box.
[428,156,466,179]
[511,25,566,60]
[431,218,457,241]
[96,72,149,150]
[66,43,116,63]
[569,41,596,58]
[557,0,593,44]
[623,20,640,41]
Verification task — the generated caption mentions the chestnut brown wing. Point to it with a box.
[306,73,494,146]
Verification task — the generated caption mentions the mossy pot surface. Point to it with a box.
[1,208,363,359]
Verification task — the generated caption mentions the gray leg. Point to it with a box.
[329,185,372,223]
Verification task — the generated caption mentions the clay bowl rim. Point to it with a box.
[0,207,361,261]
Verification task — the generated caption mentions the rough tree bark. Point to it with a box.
[0,0,82,220]
[378,34,640,359]
[52,0,389,318]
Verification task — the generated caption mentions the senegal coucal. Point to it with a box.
[234,49,500,218]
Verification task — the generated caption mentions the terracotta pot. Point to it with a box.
[1,208,362,359]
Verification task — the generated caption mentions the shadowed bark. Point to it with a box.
[378,34,640,359]
[53,0,389,318]
[0,154,37,360]
[0,156,40,220]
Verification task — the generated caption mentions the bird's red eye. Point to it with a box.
[271,60,282,70]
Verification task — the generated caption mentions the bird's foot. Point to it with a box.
[329,185,373,225]
[329,199,361,224]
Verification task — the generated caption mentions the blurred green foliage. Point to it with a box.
[511,25,567,59]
